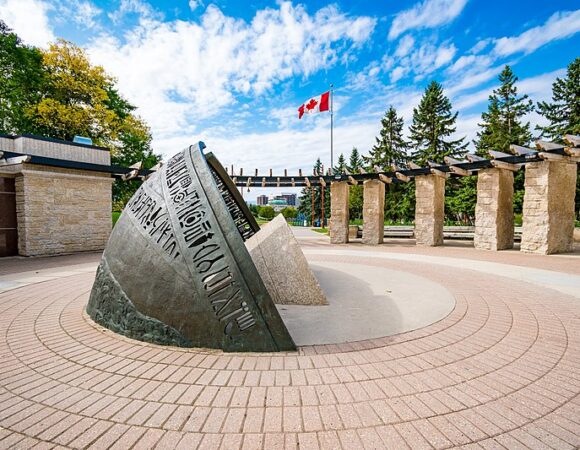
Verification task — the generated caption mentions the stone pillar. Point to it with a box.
[362,179,385,245]
[415,174,445,246]
[329,181,349,244]
[474,168,514,250]
[521,160,577,254]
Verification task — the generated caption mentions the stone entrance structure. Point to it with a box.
[0,135,113,256]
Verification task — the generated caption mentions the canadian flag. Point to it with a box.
[298,91,330,119]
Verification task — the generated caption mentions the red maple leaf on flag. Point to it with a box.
[305,98,318,111]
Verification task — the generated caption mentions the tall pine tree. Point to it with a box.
[474,65,534,156]
[297,158,330,226]
[409,81,467,166]
[348,147,363,171]
[536,57,580,141]
[334,153,347,173]
[536,57,580,220]
[347,147,364,220]
[363,106,408,169]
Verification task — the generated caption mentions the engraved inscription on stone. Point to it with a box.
[87,143,294,352]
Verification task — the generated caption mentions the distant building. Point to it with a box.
[268,199,288,212]
[256,194,268,206]
[275,193,297,206]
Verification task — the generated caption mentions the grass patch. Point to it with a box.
[112,211,121,226]
[311,227,328,234]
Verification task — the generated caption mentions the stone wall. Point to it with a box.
[415,174,445,246]
[521,160,577,254]
[329,181,349,244]
[15,165,113,256]
[362,179,385,245]
[474,168,514,251]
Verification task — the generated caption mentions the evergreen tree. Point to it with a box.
[536,57,580,220]
[346,147,363,219]
[334,153,347,173]
[363,106,408,169]
[409,81,467,166]
[536,57,580,141]
[474,65,534,156]
[297,158,330,226]
[348,147,363,171]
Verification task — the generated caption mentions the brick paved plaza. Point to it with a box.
[0,231,579,449]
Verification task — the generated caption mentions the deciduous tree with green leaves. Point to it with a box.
[409,81,467,166]
[0,21,44,134]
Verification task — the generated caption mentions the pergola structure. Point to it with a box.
[225,136,580,255]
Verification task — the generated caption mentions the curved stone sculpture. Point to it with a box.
[87,143,296,352]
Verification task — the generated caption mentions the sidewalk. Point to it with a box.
[0,234,579,449]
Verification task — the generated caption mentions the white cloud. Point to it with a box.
[188,0,202,12]
[108,0,163,24]
[56,0,102,29]
[388,0,468,40]
[395,35,414,57]
[0,0,55,46]
[494,10,580,56]
[88,2,376,138]
[469,38,491,54]
[397,41,457,82]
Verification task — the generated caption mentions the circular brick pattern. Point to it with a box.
[0,251,579,449]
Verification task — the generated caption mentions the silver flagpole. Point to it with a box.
[330,84,334,174]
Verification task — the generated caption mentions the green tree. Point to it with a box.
[259,205,275,220]
[27,39,119,143]
[536,57,580,219]
[297,158,330,225]
[409,81,467,166]
[347,147,363,220]
[334,153,347,173]
[281,206,298,219]
[474,65,534,156]
[363,105,408,169]
[0,21,44,134]
[348,147,363,171]
[536,57,580,141]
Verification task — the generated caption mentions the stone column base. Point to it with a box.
[474,168,514,251]
[329,181,350,244]
[362,179,385,245]
[521,160,577,254]
[415,174,445,247]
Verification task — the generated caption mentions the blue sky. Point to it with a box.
[1,0,579,199]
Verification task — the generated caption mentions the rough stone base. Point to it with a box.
[329,182,349,244]
[362,180,385,245]
[474,168,514,251]
[415,175,445,247]
[521,160,577,255]
[246,215,327,305]
[87,258,192,347]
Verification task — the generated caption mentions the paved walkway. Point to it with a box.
[1,232,579,449]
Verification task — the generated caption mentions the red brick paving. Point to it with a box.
[0,244,579,449]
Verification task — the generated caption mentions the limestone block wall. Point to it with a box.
[329,181,349,244]
[521,160,577,254]
[415,174,445,246]
[362,179,385,245]
[15,165,113,256]
[474,168,514,251]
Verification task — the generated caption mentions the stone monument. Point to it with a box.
[87,143,296,352]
